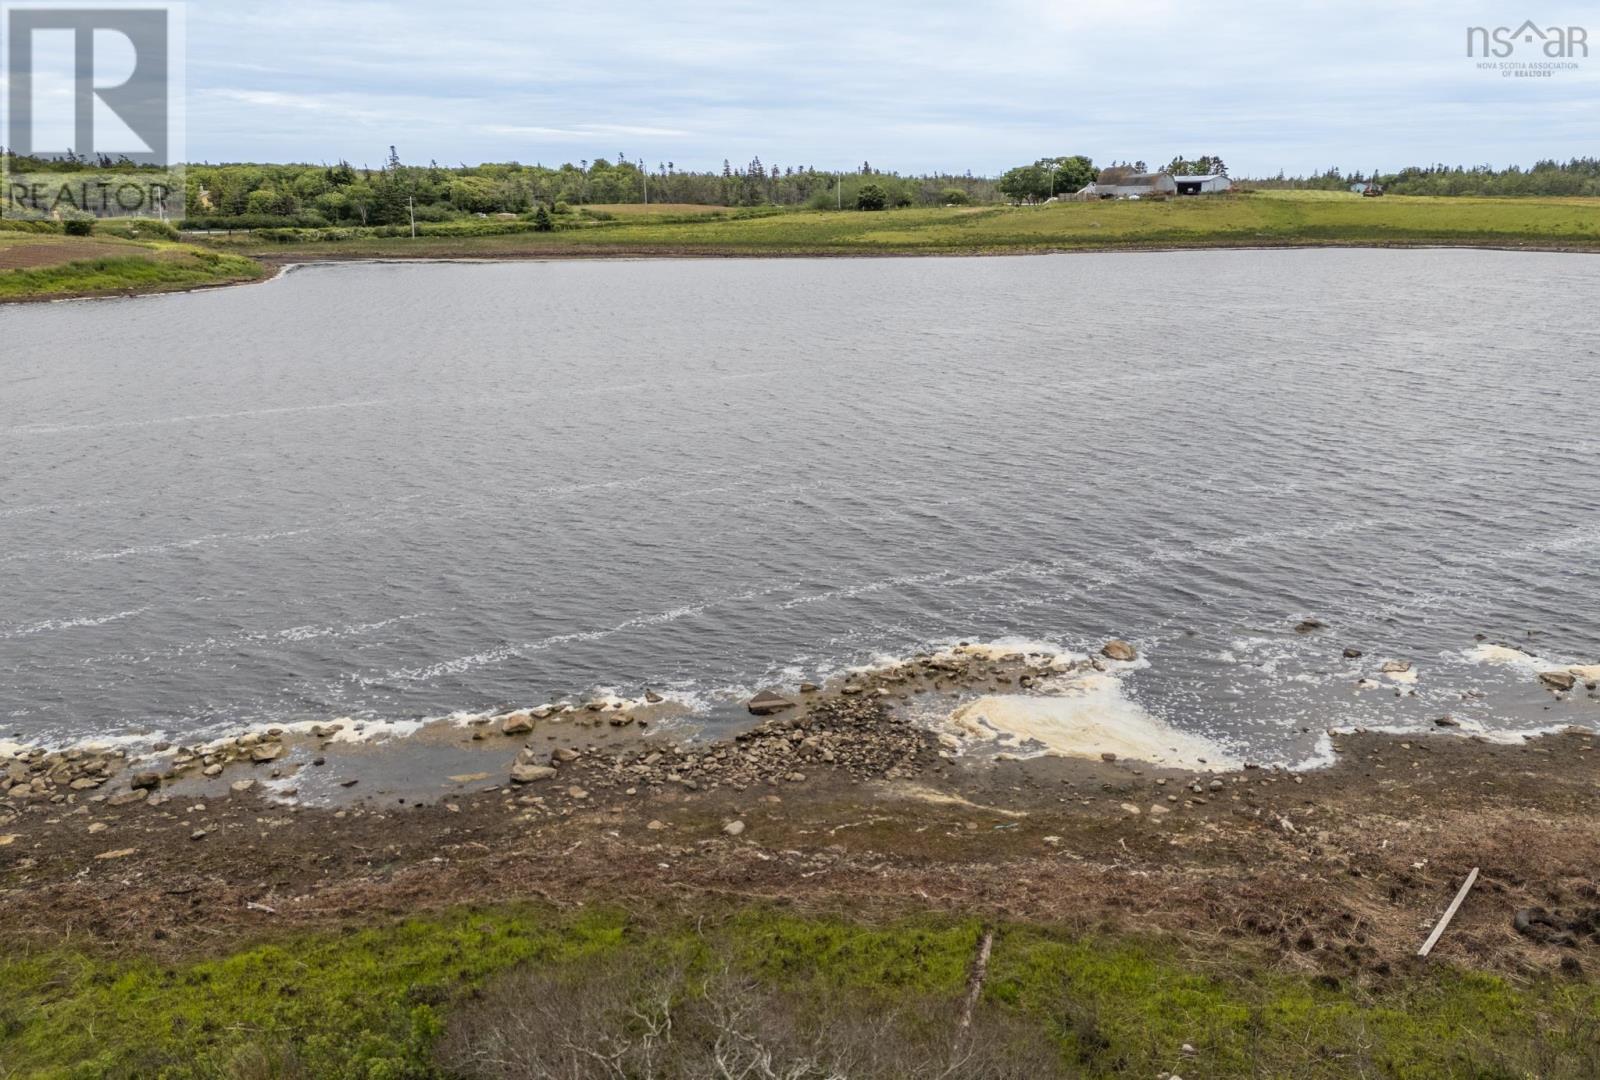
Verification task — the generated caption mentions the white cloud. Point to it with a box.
[478,123,691,140]
[179,0,1600,174]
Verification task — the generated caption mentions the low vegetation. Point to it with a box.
[1,904,1596,1078]
[0,229,264,302]
[203,190,1600,261]
[4,190,1597,302]
[16,151,1600,232]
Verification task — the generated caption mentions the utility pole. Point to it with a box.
[640,159,649,205]
[837,174,842,210]
[408,196,416,239]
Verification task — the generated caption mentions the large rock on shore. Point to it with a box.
[1539,671,1577,692]
[510,764,557,784]
[501,712,534,736]
[1101,640,1138,663]
[747,691,796,716]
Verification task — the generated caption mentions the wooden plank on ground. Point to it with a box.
[1418,867,1479,957]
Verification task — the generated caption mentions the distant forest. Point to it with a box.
[3,148,995,228]
[1252,159,1600,197]
[5,148,1600,228]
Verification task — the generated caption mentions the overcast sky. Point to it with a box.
[182,0,1600,175]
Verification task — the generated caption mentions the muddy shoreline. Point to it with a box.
[245,239,1600,266]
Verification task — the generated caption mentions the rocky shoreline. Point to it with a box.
[1,639,1104,811]
[4,636,1596,821]
[2,625,1597,987]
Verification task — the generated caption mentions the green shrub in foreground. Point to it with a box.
[2,906,1597,1079]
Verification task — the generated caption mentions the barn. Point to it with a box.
[1174,174,1232,195]
[1091,168,1178,199]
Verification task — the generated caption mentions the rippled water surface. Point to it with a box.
[4,250,1599,763]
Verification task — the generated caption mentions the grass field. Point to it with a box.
[0,232,266,303]
[7,192,1599,302]
[575,201,739,216]
[204,190,1600,262]
[1,904,1595,1078]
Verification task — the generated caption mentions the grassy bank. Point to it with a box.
[6,192,1598,301]
[202,190,1600,262]
[2,904,1595,1079]
[0,232,266,303]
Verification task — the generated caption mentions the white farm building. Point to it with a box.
[1080,167,1232,200]
[1090,169,1177,199]
[1174,174,1231,195]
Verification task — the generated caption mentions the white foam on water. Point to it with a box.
[311,718,427,744]
[1351,719,1586,747]
[949,638,1082,663]
[374,581,806,686]
[778,568,954,610]
[158,717,430,757]
[2,733,163,757]
[74,732,168,751]
[1465,643,1600,681]
[273,614,423,643]
[1286,732,1339,772]
[1466,643,1547,673]
[1228,637,1291,674]
[0,731,172,761]
[577,689,652,712]
[7,397,393,438]
[0,608,148,640]
[935,671,1239,771]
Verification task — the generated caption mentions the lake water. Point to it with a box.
[3,250,1599,765]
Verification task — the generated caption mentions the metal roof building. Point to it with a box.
[1090,169,1179,199]
[1174,174,1232,195]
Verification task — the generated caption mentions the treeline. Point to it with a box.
[1245,158,1600,197]
[181,152,998,225]
[1,149,997,227]
[9,149,1600,229]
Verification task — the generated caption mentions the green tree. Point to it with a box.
[856,183,887,211]
[941,188,970,205]
[997,165,1049,204]
[1164,155,1228,177]
[532,204,554,232]
[1039,155,1096,194]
